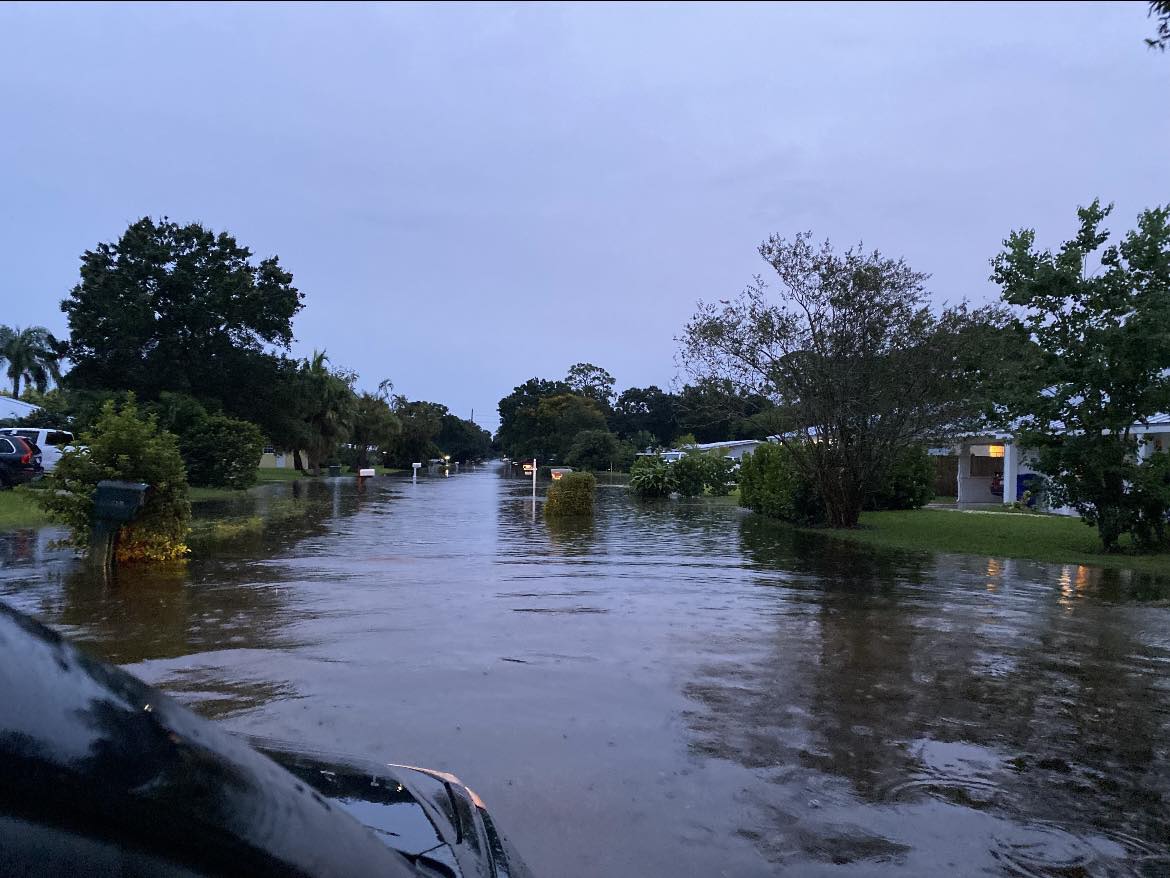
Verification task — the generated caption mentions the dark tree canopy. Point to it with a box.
[383,398,448,467]
[610,385,678,447]
[565,362,616,409]
[495,378,570,459]
[63,217,303,401]
[437,414,493,462]
[676,378,781,444]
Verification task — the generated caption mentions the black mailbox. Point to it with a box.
[93,480,150,523]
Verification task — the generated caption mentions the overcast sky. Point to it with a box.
[2,2,1166,430]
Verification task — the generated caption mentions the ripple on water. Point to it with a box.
[989,821,1131,878]
[878,739,1021,811]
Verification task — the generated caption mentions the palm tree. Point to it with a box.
[300,350,357,474]
[0,326,62,398]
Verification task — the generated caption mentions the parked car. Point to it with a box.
[0,600,534,878]
[0,427,78,471]
[0,434,43,488]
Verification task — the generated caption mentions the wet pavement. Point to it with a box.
[2,464,1170,877]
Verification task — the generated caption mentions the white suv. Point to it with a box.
[0,428,78,472]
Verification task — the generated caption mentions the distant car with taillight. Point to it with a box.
[0,427,78,471]
[0,434,43,487]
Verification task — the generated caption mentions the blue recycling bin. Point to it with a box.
[1016,473,1041,506]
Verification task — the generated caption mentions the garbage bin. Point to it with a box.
[1016,473,1041,507]
[328,464,341,477]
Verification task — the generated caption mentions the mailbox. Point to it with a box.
[93,480,150,524]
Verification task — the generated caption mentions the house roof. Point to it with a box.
[691,439,765,451]
[0,396,40,420]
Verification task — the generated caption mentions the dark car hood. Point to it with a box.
[249,737,533,878]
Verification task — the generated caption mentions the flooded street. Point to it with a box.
[3,464,1170,877]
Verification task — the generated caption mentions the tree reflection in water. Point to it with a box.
[681,514,1170,873]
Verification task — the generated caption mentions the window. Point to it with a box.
[46,432,73,447]
[0,438,13,454]
[14,430,38,442]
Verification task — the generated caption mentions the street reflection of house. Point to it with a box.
[931,413,1170,510]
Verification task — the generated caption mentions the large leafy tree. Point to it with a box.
[0,325,63,398]
[565,362,616,409]
[495,378,570,458]
[533,394,608,462]
[992,201,1170,550]
[682,232,1005,528]
[62,217,303,402]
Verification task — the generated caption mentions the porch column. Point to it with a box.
[957,446,970,503]
[1137,434,1154,462]
[1003,440,1019,504]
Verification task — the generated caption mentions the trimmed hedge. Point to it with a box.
[545,471,596,518]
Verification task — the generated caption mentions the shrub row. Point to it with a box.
[738,443,935,525]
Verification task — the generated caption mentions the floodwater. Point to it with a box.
[3,464,1170,877]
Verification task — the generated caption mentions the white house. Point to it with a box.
[638,438,773,464]
[935,413,1170,508]
[0,396,40,422]
[690,439,768,461]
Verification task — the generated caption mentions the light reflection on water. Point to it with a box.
[2,465,1169,878]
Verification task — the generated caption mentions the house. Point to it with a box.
[932,414,1170,508]
[636,438,772,464]
[0,396,40,422]
[690,439,768,461]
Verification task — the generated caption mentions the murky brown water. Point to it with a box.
[3,465,1170,877]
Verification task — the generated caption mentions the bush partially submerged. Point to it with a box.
[545,471,596,518]
[180,414,264,489]
[631,451,738,498]
[39,397,191,563]
[629,455,674,498]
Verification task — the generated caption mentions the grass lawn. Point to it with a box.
[828,508,1170,574]
[256,466,316,482]
[0,489,50,531]
[188,485,254,502]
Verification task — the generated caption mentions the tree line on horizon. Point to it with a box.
[493,365,785,472]
[2,217,491,487]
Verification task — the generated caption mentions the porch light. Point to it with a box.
[988,444,1005,458]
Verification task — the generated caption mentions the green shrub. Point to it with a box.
[737,444,823,525]
[545,471,597,518]
[1133,453,1170,549]
[629,455,674,498]
[701,452,737,495]
[39,397,191,563]
[672,452,708,497]
[866,445,935,511]
[179,414,264,489]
